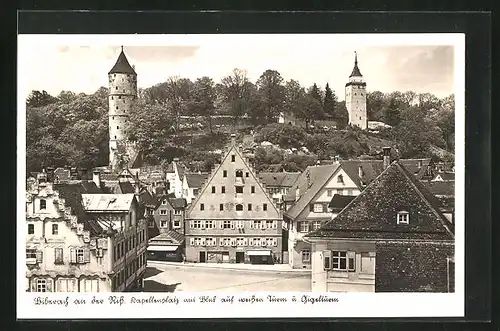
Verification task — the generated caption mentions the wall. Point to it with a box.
[375,241,454,292]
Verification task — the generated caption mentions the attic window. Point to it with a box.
[231,155,235,162]
[397,211,410,225]
[236,170,243,178]
[40,199,46,210]
[337,174,344,183]
[246,172,249,177]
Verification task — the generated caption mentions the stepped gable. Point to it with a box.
[307,161,454,240]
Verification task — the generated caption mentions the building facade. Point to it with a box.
[182,173,209,205]
[185,135,283,264]
[306,161,455,293]
[257,172,301,210]
[152,196,187,235]
[345,52,367,130]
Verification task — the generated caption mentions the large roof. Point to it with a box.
[328,194,356,211]
[284,164,340,220]
[185,173,209,188]
[149,230,185,245]
[258,172,301,188]
[307,161,454,241]
[108,48,136,75]
[82,194,136,212]
[349,52,363,77]
[423,180,455,197]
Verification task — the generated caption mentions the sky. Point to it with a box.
[18,34,458,101]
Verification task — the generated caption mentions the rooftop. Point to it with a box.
[82,194,136,212]
[108,48,136,75]
[258,172,301,188]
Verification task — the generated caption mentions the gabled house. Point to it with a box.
[305,161,454,293]
[257,172,301,210]
[151,195,188,236]
[185,134,282,264]
[182,173,209,204]
[172,158,188,198]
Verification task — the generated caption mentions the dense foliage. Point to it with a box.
[25,68,455,174]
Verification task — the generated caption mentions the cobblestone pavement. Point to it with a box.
[142,263,312,292]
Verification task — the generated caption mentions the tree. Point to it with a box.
[336,101,349,129]
[256,69,285,123]
[308,84,325,120]
[219,68,254,126]
[366,91,386,122]
[26,90,58,107]
[401,91,417,108]
[384,97,401,126]
[296,94,321,129]
[191,77,216,134]
[417,92,441,111]
[283,79,306,118]
[323,83,337,119]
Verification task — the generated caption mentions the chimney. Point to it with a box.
[230,133,236,145]
[173,157,179,164]
[333,155,340,163]
[92,170,101,187]
[383,147,391,169]
[358,165,364,178]
[418,160,423,169]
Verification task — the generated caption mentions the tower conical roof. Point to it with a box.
[108,47,136,75]
[349,51,363,77]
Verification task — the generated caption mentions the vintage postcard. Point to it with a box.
[17,33,464,319]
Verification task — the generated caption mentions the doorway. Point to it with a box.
[236,251,245,263]
[199,251,206,263]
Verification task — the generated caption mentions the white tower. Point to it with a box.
[345,51,367,130]
[108,46,137,169]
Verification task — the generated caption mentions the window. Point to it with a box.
[332,251,355,271]
[117,126,120,129]
[220,204,224,211]
[206,221,214,229]
[236,204,243,211]
[160,209,167,215]
[40,199,46,210]
[299,222,309,233]
[193,189,199,196]
[114,136,117,139]
[205,238,216,246]
[231,155,235,162]
[26,249,37,259]
[221,186,226,193]
[248,203,252,211]
[160,220,168,228]
[212,186,216,194]
[162,200,167,205]
[246,172,249,177]
[76,248,85,264]
[193,220,202,229]
[236,237,245,246]
[253,221,261,228]
[313,203,323,213]
[266,220,274,228]
[236,170,243,177]
[54,248,63,264]
[200,204,205,211]
[223,170,227,178]
[263,203,267,211]
[28,224,34,235]
[223,220,231,229]
[337,189,344,196]
[36,279,49,292]
[327,189,333,197]
[174,209,181,215]
[397,211,409,224]
[251,186,255,194]
[337,174,344,183]
[312,221,322,231]
[51,224,58,235]
[235,186,243,194]
[302,250,311,263]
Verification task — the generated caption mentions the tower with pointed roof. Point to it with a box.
[345,52,367,130]
[108,46,137,169]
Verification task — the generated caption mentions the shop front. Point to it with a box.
[147,245,182,262]
[247,249,274,265]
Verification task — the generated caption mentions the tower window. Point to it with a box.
[354,93,357,95]
[116,106,118,110]
[114,74,116,77]
[119,96,122,99]
[114,136,117,139]
[112,117,115,120]
[115,87,118,90]
[111,96,114,100]
[117,126,119,129]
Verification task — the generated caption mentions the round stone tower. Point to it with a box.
[345,51,367,130]
[108,46,137,168]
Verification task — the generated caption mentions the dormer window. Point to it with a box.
[397,211,409,225]
[337,174,344,183]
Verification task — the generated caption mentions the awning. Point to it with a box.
[247,250,272,256]
[147,245,179,252]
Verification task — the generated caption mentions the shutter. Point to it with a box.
[201,221,206,229]
[189,221,194,229]
[243,238,248,246]
[70,248,76,264]
[219,221,223,229]
[323,250,332,270]
[240,221,244,229]
[46,278,54,292]
[219,238,224,247]
[309,204,314,212]
[261,239,266,247]
[189,238,195,246]
[272,221,277,229]
[273,238,277,246]
[231,221,235,229]
[36,250,43,263]
[201,238,206,246]
[84,248,91,263]
[250,221,254,229]
[249,238,254,246]
[30,278,37,292]
[322,204,327,213]
[348,251,356,271]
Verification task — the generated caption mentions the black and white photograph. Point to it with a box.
[17,33,464,318]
